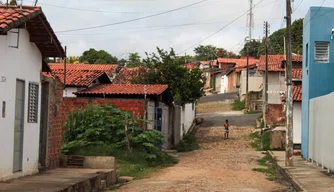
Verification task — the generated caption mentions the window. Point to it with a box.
[28,83,39,123]
[314,42,329,63]
[306,43,309,67]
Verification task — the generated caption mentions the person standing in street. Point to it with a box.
[224,119,230,140]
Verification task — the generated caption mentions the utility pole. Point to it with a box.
[64,46,67,90]
[246,0,253,110]
[285,0,294,167]
[264,21,269,129]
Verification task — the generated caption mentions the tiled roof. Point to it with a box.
[258,55,302,71]
[293,85,302,101]
[217,58,259,67]
[235,64,257,72]
[49,63,118,77]
[113,67,141,84]
[75,84,168,96]
[292,68,302,79]
[52,70,108,87]
[0,5,64,57]
[184,62,199,69]
[0,5,41,33]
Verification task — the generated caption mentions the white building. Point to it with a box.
[0,5,64,181]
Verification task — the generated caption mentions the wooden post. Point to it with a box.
[285,0,294,167]
[125,115,132,153]
[63,46,67,90]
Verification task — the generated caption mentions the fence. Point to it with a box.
[174,103,196,145]
[309,92,334,172]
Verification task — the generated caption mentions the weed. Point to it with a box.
[249,131,271,151]
[244,111,261,114]
[175,132,200,152]
[232,99,245,111]
[252,154,278,181]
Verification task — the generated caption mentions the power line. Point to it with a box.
[303,0,326,28]
[55,0,209,33]
[293,0,304,13]
[177,0,266,55]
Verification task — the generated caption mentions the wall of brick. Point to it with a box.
[45,77,64,170]
[266,104,286,126]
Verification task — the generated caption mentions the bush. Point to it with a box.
[175,133,199,152]
[250,131,271,151]
[232,99,245,110]
[62,104,166,162]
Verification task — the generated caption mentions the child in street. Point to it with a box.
[224,119,230,140]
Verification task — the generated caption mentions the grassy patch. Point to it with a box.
[244,111,261,114]
[252,154,278,181]
[232,99,245,111]
[249,131,271,151]
[196,101,232,113]
[175,132,200,152]
[71,145,178,180]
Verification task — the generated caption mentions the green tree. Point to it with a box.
[79,48,118,64]
[239,40,262,58]
[217,48,237,58]
[132,48,205,105]
[194,45,218,61]
[127,52,142,68]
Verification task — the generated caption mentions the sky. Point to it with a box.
[24,0,334,59]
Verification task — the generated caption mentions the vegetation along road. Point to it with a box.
[112,98,290,192]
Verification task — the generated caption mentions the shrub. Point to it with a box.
[175,133,199,152]
[232,99,245,110]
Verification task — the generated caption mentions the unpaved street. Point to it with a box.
[115,101,287,192]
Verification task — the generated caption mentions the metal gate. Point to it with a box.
[13,80,25,172]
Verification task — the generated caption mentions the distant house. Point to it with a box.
[0,5,64,181]
[301,7,334,172]
[64,84,174,149]
[47,64,116,97]
[225,58,259,93]
[184,62,199,70]
[257,55,302,126]
[113,67,141,84]
[210,70,226,93]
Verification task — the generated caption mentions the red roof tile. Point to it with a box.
[54,70,108,87]
[49,63,118,77]
[0,5,41,33]
[184,62,199,69]
[217,58,259,67]
[292,68,302,79]
[293,85,302,101]
[258,55,302,71]
[75,84,168,96]
[113,67,141,84]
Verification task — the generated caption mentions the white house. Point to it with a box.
[0,5,64,181]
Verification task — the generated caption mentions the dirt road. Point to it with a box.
[115,109,286,192]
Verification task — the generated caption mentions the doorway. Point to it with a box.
[13,80,25,172]
[39,82,49,169]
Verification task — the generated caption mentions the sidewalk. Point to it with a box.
[0,168,115,192]
[271,151,334,192]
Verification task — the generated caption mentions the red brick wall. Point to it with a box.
[266,104,286,126]
[46,77,64,170]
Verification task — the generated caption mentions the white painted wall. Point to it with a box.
[293,102,302,144]
[180,103,196,138]
[264,72,285,104]
[309,92,334,172]
[215,73,222,92]
[63,87,78,97]
[221,75,228,93]
[0,29,42,181]
[240,70,263,99]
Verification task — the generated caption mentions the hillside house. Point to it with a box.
[301,7,334,172]
[0,5,64,181]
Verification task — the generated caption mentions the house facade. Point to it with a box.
[302,7,334,172]
[0,5,64,181]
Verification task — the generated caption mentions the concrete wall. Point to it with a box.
[180,103,196,139]
[309,92,334,171]
[302,7,334,159]
[221,75,228,93]
[240,70,262,100]
[265,72,285,104]
[293,102,302,144]
[64,87,78,97]
[0,29,42,181]
[214,73,222,92]
[227,71,239,92]
[265,104,286,126]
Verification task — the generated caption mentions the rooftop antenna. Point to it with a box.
[6,0,8,10]
[34,0,38,6]
[20,0,22,9]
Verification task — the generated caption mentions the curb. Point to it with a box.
[268,151,305,192]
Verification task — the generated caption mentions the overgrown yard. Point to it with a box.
[62,105,177,180]
[196,101,232,113]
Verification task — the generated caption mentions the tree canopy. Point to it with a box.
[127,52,142,68]
[194,45,218,61]
[79,48,118,64]
[239,18,303,57]
[132,48,205,105]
